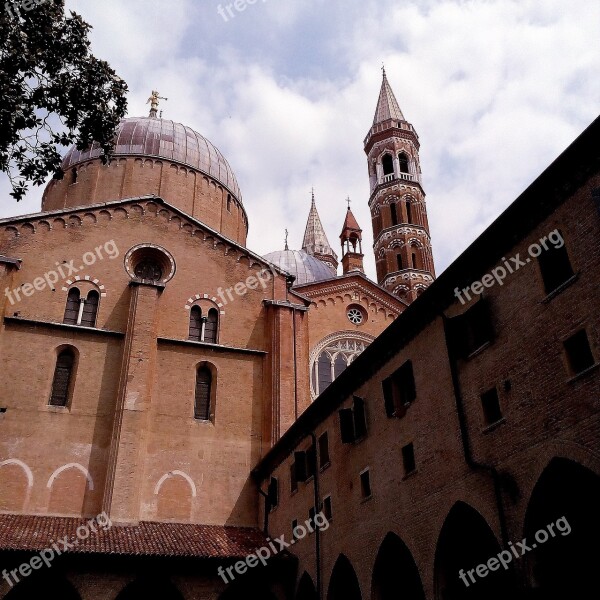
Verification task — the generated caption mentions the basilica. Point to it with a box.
[0,70,598,600]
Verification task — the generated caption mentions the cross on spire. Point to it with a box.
[346,196,352,209]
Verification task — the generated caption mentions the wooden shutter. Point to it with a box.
[189,306,202,341]
[49,350,75,406]
[194,367,212,420]
[204,309,218,344]
[80,291,99,327]
[353,396,367,439]
[63,288,80,325]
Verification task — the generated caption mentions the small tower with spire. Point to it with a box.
[364,69,435,302]
[302,190,338,273]
[340,198,364,275]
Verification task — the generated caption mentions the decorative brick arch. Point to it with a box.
[47,463,94,491]
[154,470,197,497]
[0,459,33,488]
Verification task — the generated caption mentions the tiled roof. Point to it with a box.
[0,515,267,559]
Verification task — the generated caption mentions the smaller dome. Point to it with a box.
[263,249,336,285]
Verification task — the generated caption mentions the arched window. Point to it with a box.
[204,309,219,344]
[399,153,409,173]
[63,288,80,325]
[397,254,404,271]
[382,154,394,176]
[194,366,212,421]
[189,306,202,341]
[390,203,398,226]
[49,349,75,407]
[80,291,99,327]
[412,251,418,269]
[71,168,78,184]
[406,200,413,224]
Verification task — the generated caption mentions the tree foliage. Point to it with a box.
[0,0,128,201]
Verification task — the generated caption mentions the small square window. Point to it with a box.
[360,469,372,499]
[322,496,333,521]
[538,235,574,295]
[481,387,503,425]
[402,443,416,475]
[318,432,330,468]
[564,330,595,375]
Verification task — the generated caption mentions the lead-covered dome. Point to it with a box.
[263,249,336,285]
[42,116,248,245]
[61,117,241,200]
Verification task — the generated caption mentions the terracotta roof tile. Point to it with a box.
[0,515,267,559]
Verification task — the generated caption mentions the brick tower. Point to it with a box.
[364,69,435,302]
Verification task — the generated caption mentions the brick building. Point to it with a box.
[0,71,598,600]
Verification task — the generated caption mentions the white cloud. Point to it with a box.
[1,0,598,281]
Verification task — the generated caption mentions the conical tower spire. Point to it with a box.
[373,68,405,125]
[302,190,338,273]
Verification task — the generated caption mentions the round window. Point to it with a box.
[347,307,364,325]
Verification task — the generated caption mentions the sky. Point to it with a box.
[1,0,599,279]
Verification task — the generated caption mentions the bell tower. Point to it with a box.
[340,199,364,275]
[364,69,435,302]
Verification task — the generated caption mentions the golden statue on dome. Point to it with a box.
[147,90,168,117]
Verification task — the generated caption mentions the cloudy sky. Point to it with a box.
[2,0,599,278]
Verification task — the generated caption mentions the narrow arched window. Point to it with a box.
[80,290,99,327]
[334,354,347,379]
[390,203,398,226]
[195,366,212,421]
[397,254,403,271]
[317,353,333,395]
[204,308,219,344]
[63,288,80,325]
[399,153,409,173]
[49,349,75,407]
[412,251,418,269]
[382,154,394,176]
[189,306,202,341]
[406,200,413,224]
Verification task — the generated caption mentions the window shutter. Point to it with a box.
[194,367,212,420]
[383,378,396,417]
[339,408,356,443]
[80,291,99,327]
[268,477,278,509]
[353,396,367,439]
[49,350,75,406]
[204,309,219,344]
[294,451,308,482]
[63,288,80,325]
[189,306,202,341]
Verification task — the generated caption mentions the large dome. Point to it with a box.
[263,249,336,285]
[61,117,242,200]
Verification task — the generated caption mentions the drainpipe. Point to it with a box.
[442,315,509,546]
[308,431,323,600]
